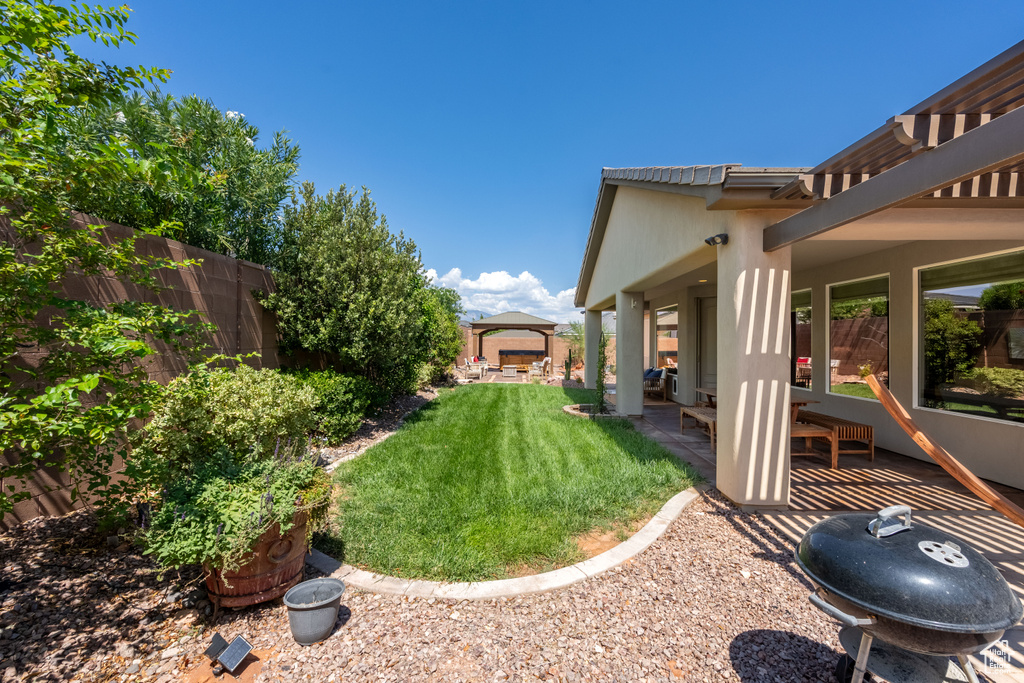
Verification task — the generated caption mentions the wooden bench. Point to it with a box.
[791,422,839,469]
[796,410,874,462]
[680,406,717,451]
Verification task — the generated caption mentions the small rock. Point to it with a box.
[106,535,120,547]
[160,646,180,660]
[126,660,141,674]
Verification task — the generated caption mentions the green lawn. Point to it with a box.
[830,383,1005,418]
[829,382,877,399]
[320,384,699,581]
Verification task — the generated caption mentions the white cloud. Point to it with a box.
[425,268,582,323]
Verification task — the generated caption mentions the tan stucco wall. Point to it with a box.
[793,238,1024,490]
[585,188,725,310]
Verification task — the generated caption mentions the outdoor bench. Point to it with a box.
[790,422,839,469]
[680,406,717,451]
[796,410,874,463]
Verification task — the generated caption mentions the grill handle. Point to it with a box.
[867,504,912,538]
[809,592,875,628]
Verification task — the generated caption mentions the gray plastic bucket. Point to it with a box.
[282,578,345,645]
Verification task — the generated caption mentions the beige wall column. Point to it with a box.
[615,290,644,416]
[715,215,793,510]
[647,305,658,368]
[584,309,602,389]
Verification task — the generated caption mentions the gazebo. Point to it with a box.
[470,312,557,366]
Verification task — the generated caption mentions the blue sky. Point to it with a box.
[75,2,1023,321]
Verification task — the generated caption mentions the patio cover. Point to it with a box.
[765,39,1024,250]
[470,311,557,358]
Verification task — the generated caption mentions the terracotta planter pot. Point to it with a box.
[204,512,309,610]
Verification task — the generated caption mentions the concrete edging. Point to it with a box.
[306,485,704,600]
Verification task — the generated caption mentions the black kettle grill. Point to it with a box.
[796,505,1022,683]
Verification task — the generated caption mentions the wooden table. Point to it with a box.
[694,387,816,423]
[502,365,517,378]
[695,387,717,407]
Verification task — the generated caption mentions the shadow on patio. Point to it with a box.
[637,403,1024,681]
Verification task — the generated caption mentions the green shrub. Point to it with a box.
[256,183,463,404]
[923,299,982,395]
[289,369,374,442]
[143,441,331,570]
[142,365,317,471]
[417,361,454,389]
[961,367,1024,398]
[979,281,1024,311]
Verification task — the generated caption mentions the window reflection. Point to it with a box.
[829,276,889,399]
[920,251,1024,423]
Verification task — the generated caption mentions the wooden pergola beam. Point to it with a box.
[764,104,1024,251]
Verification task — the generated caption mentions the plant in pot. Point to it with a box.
[137,365,331,612]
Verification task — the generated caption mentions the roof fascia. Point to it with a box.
[906,39,1024,114]
[574,180,616,308]
[473,324,555,332]
[764,104,1024,251]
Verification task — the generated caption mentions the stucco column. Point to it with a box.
[615,290,644,416]
[584,309,602,389]
[715,215,793,510]
[647,305,658,368]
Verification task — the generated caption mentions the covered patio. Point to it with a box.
[576,40,1024,510]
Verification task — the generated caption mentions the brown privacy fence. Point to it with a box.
[1,215,281,529]
[968,309,1024,369]
[829,317,890,376]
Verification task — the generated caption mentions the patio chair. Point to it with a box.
[529,357,552,379]
[643,367,668,401]
[464,358,483,380]
[795,357,812,387]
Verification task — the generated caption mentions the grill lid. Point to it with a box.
[796,505,1023,633]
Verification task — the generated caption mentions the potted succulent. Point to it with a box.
[136,365,332,611]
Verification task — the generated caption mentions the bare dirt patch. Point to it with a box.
[574,516,650,558]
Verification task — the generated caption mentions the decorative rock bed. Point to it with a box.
[562,403,621,419]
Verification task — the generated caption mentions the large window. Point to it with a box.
[920,251,1024,424]
[791,290,812,389]
[829,276,889,399]
[655,305,678,368]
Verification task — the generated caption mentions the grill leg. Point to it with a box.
[957,655,981,683]
[851,630,873,683]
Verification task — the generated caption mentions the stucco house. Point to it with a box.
[575,40,1024,510]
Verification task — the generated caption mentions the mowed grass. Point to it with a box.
[830,382,877,399]
[829,383,1015,419]
[324,384,699,582]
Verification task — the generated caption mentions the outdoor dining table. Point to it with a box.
[694,387,816,423]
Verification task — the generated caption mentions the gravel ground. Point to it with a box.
[0,490,845,683]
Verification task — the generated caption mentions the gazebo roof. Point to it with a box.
[471,311,558,334]
[474,311,556,326]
